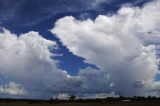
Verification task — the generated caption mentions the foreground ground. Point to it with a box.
[1,101,160,106]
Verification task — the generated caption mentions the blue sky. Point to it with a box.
[0,0,160,99]
[0,0,152,75]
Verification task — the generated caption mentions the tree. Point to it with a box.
[69,95,76,101]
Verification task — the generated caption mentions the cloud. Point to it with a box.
[0,82,27,95]
[1,0,160,99]
[0,28,113,99]
[0,0,143,26]
[76,92,117,99]
[0,0,112,26]
[0,28,73,98]
[51,0,160,96]
[78,67,112,94]
[89,0,112,8]
[54,93,70,100]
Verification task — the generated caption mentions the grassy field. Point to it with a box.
[1,101,160,106]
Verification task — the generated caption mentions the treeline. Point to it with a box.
[1,96,160,104]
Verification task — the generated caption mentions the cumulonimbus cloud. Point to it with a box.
[51,0,160,96]
[1,0,160,99]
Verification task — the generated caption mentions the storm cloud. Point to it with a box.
[51,0,160,96]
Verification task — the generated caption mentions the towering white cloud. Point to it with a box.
[0,28,74,98]
[51,0,160,96]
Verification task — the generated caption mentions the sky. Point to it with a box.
[0,0,160,99]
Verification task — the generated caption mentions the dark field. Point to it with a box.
[1,101,160,106]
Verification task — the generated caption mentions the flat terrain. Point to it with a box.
[1,101,160,106]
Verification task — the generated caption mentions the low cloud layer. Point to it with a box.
[0,82,27,96]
